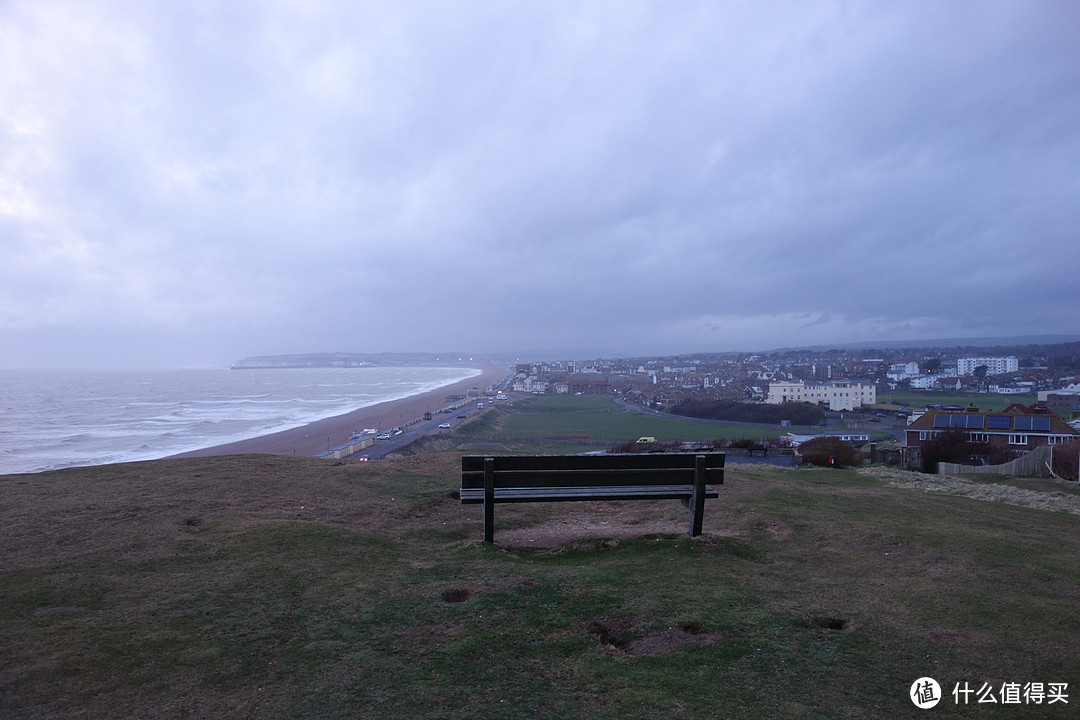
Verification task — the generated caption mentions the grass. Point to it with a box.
[3,453,1080,718]
[877,391,1038,412]
[457,395,817,444]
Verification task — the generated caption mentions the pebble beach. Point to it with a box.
[173,365,508,459]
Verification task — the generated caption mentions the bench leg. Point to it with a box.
[689,455,706,537]
[483,457,495,543]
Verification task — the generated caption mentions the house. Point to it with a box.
[785,432,870,447]
[511,375,550,394]
[766,379,876,411]
[910,375,941,390]
[1044,392,1080,416]
[905,406,1079,455]
[566,374,610,395]
[887,362,921,382]
[1039,384,1080,418]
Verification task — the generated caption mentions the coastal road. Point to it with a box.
[355,405,482,459]
[357,378,512,459]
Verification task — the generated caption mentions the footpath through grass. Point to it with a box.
[2,453,1079,718]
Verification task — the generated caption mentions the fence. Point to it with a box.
[938,446,1057,479]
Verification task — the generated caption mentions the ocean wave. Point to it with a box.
[0,366,482,474]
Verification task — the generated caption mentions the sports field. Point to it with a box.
[458,394,827,444]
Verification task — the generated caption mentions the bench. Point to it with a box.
[460,453,725,543]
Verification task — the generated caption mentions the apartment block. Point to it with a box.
[766,379,876,411]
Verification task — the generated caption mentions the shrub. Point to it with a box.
[798,436,865,468]
[1051,439,1080,481]
[671,400,825,426]
[919,427,1001,473]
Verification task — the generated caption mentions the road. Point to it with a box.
[357,376,513,459]
[355,408,476,459]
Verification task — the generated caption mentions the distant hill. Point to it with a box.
[231,352,478,369]
[769,335,1080,353]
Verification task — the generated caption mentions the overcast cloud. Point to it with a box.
[2,1,1078,367]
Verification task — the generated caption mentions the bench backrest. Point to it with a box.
[461,453,725,490]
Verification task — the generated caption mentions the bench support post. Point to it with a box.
[483,457,495,543]
[689,454,706,537]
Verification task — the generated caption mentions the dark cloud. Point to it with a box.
[1,1,1078,367]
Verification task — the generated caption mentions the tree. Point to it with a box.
[923,358,942,374]
[974,365,989,379]
[919,427,1001,473]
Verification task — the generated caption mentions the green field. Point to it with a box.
[876,391,1038,412]
[3,453,1079,718]
[457,395,828,444]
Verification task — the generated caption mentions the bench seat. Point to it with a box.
[459,484,720,503]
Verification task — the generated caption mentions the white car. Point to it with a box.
[376,432,392,440]
[438,423,451,429]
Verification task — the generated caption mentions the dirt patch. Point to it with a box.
[482,499,723,548]
[807,616,848,631]
[751,518,792,540]
[441,587,477,603]
[589,617,724,657]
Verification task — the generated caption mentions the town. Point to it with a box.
[507,341,1080,475]
[511,341,1080,414]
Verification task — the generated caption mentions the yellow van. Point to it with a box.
[636,436,656,443]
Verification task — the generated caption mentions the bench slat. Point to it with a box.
[461,467,722,489]
[460,485,720,504]
[462,453,722,473]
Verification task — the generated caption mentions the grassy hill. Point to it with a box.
[3,453,1079,718]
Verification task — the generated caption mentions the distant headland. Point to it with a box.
[230,352,495,369]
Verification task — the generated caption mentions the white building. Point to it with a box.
[887,362,921,381]
[1038,383,1080,402]
[766,379,876,411]
[512,375,550,393]
[957,356,1019,376]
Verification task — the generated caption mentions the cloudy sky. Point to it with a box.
[2,1,1078,367]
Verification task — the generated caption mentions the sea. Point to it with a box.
[0,366,481,475]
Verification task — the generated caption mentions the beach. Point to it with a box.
[174,365,508,459]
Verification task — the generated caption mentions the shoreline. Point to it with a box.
[172,365,508,459]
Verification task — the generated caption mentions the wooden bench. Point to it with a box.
[460,453,725,543]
